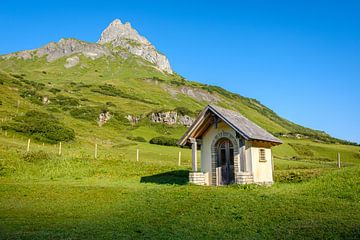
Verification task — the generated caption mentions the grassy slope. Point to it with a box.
[0,52,360,238]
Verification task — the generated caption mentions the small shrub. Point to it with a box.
[53,95,79,107]
[149,136,178,146]
[106,101,116,107]
[47,107,61,113]
[22,151,51,163]
[49,88,61,94]
[127,136,146,142]
[70,107,98,121]
[19,89,42,105]
[2,110,75,143]
[175,106,193,116]
[275,169,322,183]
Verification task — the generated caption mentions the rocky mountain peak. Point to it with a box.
[2,18,173,74]
[98,19,150,45]
[98,19,173,74]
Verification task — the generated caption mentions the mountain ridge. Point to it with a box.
[0,19,357,146]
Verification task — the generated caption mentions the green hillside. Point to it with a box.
[0,38,360,239]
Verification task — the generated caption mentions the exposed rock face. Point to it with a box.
[163,85,219,103]
[98,111,111,126]
[126,115,140,125]
[1,19,173,74]
[150,111,194,127]
[3,38,112,62]
[178,115,194,127]
[64,56,80,68]
[98,19,173,74]
[38,38,112,62]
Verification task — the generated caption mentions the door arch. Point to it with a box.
[216,138,235,185]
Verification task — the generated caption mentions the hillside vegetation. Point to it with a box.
[0,36,359,239]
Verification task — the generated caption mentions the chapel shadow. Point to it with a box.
[140,170,189,185]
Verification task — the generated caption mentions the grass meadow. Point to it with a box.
[0,132,360,239]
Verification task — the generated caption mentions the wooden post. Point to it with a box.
[178,151,181,166]
[26,138,31,152]
[136,149,139,161]
[94,143,98,159]
[337,152,341,168]
[58,142,62,156]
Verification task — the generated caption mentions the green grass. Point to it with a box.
[0,51,360,239]
[0,132,360,239]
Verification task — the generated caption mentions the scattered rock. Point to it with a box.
[98,111,111,126]
[150,111,194,126]
[64,56,80,68]
[42,96,50,105]
[126,115,140,125]
[178,115,194,127]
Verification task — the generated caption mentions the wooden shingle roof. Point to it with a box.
[178,105,282,145]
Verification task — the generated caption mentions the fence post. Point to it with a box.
[26,138,31,152]
[178,151,181,166]
[58,142,62,156]
[136,149,139,161]
[337,152,341,168]
[94,143,98,159]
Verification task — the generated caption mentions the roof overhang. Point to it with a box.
[178,105,282,146]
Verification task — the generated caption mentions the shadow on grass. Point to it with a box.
[140,170,189,185]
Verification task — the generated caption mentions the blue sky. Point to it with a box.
[1,0,359,143]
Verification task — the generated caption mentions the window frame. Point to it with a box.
[259,148,266,162]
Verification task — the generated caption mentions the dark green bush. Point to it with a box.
[21,79,45,90]
[149,136,178,146]
[22,151,51,163]
[53,95,79,107]
[49,88,61,94]
[19,89,42,105]
[2,110,75,143]
[274,169,322,183]
[175,106,193,116]
[106,101,116,107]
[70,107,98,121]
[127,136,146,142]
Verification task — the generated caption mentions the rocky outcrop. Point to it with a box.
[98,19,173,74]
[3,38,112,62]
[150,111,194,127]
[163,85,219,103]
[98,111,111,126]
[126,115,140,125]
[64,56,80,68]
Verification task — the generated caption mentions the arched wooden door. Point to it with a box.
[216,138,235,185]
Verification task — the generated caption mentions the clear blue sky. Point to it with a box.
[1,0,359,143]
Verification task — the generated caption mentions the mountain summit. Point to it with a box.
[98,19,172,74]
[1,19,173,74]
